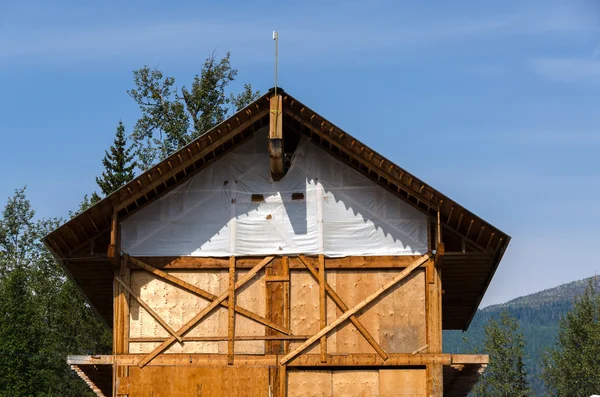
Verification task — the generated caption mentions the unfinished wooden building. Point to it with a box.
[44,88,509,397]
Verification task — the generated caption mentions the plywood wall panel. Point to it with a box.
[288,370,332,397]
[379,369,426,397]
[289,270,321,354]
[125,366,270,397]
[333,370,379,397]
[234,269,266,354]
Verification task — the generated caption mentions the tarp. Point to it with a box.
[121,128,428,257]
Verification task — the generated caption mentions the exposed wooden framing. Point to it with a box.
[137,256,277,368]
[124,254,290,335]
[282,256,290,354]
[269,94,284,181]
[278,364,287,397]
[281,254,430,365]
[227,256,236,365]
[115,276,183,343]
[129,335,309,342]
[68,353,488,367]
[427,249,444,396]
[298,255,389,361]
[318,254,327,363]
[107,211,118,266]
[127,255,426,270]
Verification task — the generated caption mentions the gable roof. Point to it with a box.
[43,87,510,330]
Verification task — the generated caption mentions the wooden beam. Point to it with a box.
[129,335,310,342]
[128,255,426,269]
[227,256,235,365]
[278,365,287,397]
[318,254,327,363]
[281,254,430,365]
[269,94,284,181]
[282,256,290,354]
[115,276,183,343]
[298,255,389,361]
[124,254,290,335]
[68,353,488,367]
[136,256,277,368]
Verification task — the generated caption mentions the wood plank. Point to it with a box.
[115,276,183,343]
[128,255,425,269]
[228,256,236,364]
[319,254,327,363]
[124,254,289,335]
[279,365,287,397]
[136,256,276,368]
[298,256,389,360]
[129,335,309,342]
[282,256,290,354]
[281,254,430,365]
[69,353,486,367]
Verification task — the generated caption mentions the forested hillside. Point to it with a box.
[444,276,600,395]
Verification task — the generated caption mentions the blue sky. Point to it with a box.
[0,0,599,306]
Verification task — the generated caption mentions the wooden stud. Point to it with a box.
[281,254,430,365]
[136,256,277,367]
[279,365,287,397]
[282,256,290,354]
[227,256,236,365]
[319,254,327,362]
[298,255,390,360]
[124,255,289,335]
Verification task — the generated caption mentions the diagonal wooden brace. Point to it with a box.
[298,255,389,361]
[123,254,290,335]
[115,276,183,343]
[281,253,431,365]
[136,256,278,367]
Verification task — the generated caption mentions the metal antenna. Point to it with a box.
[273,31,279,96]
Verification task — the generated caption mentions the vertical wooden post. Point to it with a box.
[278,364,287,397]
[426,245,444,396]
[228,256,236,365]
[282,256,290,354]
[319,254,327,362]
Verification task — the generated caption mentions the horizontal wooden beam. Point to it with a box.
[127,255,426,270]
[129,335,310,343]
[67,353,488,367]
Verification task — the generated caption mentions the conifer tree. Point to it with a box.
[472,310,531,397]
[95,121,136,196]
[542,279,600,396]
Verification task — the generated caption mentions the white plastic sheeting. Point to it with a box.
[121,128,428,257]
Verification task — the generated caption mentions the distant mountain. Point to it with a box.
[444,276,600,396]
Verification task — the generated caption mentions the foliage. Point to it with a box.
[445,276,600,395]
[470,311,531,397]
[128,52,260,169]
[95,121,136,198]
[541,279,600,396]
[0,189,111,397]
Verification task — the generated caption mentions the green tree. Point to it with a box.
[472,310,531,397]
[0,266,43,397]
[542,279,600,396]
[95,121,136,198]
[0,189,111,396]
[128,52,260,169]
